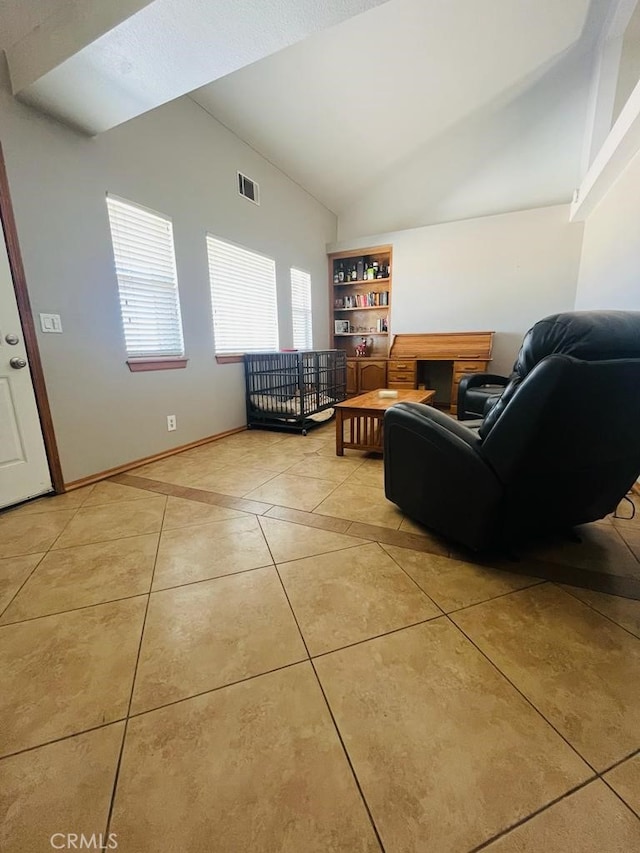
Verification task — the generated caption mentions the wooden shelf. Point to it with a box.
[329,244,392,365]
[334,277,390,286]
[334,305,388,311]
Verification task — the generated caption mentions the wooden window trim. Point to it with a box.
[126,357,189,372]
[215,354,244,364]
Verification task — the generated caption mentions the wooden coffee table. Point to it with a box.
[335,389,435,455]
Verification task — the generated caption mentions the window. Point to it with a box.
[207,236,278,355]
[290,267,312,349]
[106,195,185,364]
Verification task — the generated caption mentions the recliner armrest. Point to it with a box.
[386,402,481,450]
[383,402,502,550]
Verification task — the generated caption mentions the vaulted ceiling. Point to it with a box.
[1,0,621,227]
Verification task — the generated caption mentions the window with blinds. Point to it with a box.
[207,236,279,355]
[290,268,312,349]
[106,195,185,358]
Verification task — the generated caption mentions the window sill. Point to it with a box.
[215,354,244,364]
[127,357,189,372]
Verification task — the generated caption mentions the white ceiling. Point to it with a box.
[192,0,599,213]
[5,0,390,134]
[0,0,70,53]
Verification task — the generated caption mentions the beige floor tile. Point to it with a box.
[398,516,431,536]
[278,542,440,655]
[383,545,541,612]
[0,510,76,558]
[604,753,640,816]
[0,535,158,624]
[482,780,640,852]
[111,664,379,853]
[452,585,640,769]
[0,553,44,614]
[0,597,146,756]
[259,516,368,563]
[162,496,248,530]
[217,430,289,448]
[134,455,226,486]
[561,585,640,638]
[82,481,155,506]
[616,525,640,561]
[245,473,338,512]
[2,486,94,517]
[525,524,640,578]
[190,464,277,497]
[314,620,591,853]
[265,504,352,533]
[284,456,364,483]
[241,447,312,472]
[344,462,384,488]
[0,722,124,853]
[131,567,306,714]
[181,445,253,468]
[52,496,166,550]
[314,481,403,529]
[152,515,272,590]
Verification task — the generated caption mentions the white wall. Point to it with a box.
[575,147,640,309]
[0,61,336,483]
[331,204,584,374]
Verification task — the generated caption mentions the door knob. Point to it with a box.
[9,357,27,369]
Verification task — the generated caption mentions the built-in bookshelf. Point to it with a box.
[328,245,392,359]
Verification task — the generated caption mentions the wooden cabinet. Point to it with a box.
[329,244,392,362]
[358,360,388,392]
[346,360,358,395]
[346,359,387,394]
[387,358,417,389]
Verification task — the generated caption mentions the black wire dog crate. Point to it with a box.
[244,350,347,434]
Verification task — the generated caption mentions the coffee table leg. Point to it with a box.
[336,409,344,456]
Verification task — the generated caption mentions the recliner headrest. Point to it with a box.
[514,310,640,378]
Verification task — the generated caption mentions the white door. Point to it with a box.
[0,225,51,509]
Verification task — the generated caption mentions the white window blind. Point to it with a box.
[106,195,185,358]
[290,268,312,349]
[207,236,278,354]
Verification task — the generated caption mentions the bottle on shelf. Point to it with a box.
[357,258,364,281]
[351,264,357,281]
[333,268,339,284]
[338,263,345,283]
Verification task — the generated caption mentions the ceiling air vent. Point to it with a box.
[238,172,260,205]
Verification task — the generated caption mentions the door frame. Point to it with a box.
[0,141,64,494]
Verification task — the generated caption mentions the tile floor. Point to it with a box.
[1,421,640,852]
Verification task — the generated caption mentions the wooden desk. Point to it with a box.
[336,389,435,455]
[388,331,494,415]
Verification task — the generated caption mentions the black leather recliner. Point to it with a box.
[457,372,510,420]
[384,311,640,551]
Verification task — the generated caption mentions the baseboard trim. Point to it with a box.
[63,427,246,491]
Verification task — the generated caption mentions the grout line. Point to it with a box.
[447,611,599,775]
[256,515,383,848]
[0,551,48,621]
[596,745,640,776]
[468,775,599,852]
[0,718,127,763]
[309,614,446,661]
[309,656,387,853]
[126,659,308,721]
[599,773,640,820]
[0,589,151,627]
[554,584,640,642]
[441,578,548,616]
[103,494,168,840]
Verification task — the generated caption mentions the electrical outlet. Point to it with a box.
[167,415,177,432]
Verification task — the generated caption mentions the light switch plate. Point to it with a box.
[40,313,63,333]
